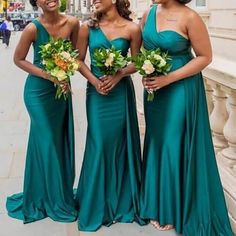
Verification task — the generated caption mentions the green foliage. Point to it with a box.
[59,0,67,12]
[93,46,127,76]
[129,47,172,101]
[129,47,172,77]
[39,37,79,99]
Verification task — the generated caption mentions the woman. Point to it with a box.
[140,0,234,235]
[6,0,79,223]
[2,16,14,48]
[75,0,144,231]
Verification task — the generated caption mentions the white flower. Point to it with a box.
[142,60,155,75]
[154,54,166,67]
[44,43,51,50]
[105,54,114,67]
[109,53,115,58]
[60,51,71,60]
[51,69,67,81]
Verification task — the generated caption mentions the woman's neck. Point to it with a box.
[160,0,182,10]
[101,6,121,24]
[41,11,60,24]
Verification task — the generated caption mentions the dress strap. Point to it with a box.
[143,4,157,32]
[31,19,41,29]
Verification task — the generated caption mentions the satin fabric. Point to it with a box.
[75,27,145,231]
[6,20,77,223]
[140,5,234,236]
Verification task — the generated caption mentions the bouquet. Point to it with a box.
[130,47,172,101]
[93,46,127,76]
[39,37,79,99]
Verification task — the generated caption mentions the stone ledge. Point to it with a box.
[203,56,236,90]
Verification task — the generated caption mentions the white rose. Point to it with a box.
[109,53,115,58]
[154,54,166,68]
[142,60,155,75]
[60,51,71,60]
[105,56,114,67]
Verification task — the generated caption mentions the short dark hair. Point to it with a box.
[177,0,192,4]
[30,0,37,7]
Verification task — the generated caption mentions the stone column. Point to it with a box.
[208,82,228,153]
[221,88,236,170]
[204,78,214,114]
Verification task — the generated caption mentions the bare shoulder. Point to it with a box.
[21,22,37,40]
[183,7,204,24]
[65,15,80,27]
[79,21,90,35]
[125,20,141,34]
[80,21,90,31]
[142,9,151,22]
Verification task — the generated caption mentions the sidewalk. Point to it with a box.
[0,32,177,236]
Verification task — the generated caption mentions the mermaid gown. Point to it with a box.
[140,5,234,236]
[75,27,144,231]
[6,19,77,223]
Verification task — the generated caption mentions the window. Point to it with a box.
[196,0,206,7]
[190,0,207,9]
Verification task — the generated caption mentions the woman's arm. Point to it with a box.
[76,23,105,94]
[13,23,51,81]
[69,16,80,49]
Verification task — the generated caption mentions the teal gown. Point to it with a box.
[140,5,234,236]
[75,27,144,231]
[6,19,77,223]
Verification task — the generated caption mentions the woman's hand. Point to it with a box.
[100,73,122,93]
[143,74,172,91]
[93,79,108,95]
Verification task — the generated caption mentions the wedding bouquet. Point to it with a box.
[130,47,172,101]
[93,46,127,76]
[39,37,79,99]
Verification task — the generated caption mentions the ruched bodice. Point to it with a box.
[89,27,130,78]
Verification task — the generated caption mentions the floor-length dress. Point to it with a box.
[6,19,77,223]
[140,5,234,236]
[75,27,144,231]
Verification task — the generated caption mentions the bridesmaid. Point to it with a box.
[6,0,79,223]
[75,0,144,231]
[140,0,234,235]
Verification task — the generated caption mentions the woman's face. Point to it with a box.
[93,0,114,13]
[37,0,59,12]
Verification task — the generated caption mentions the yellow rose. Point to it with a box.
[142,60,155,75]
[72,62,79,71]
[51,69,67,81]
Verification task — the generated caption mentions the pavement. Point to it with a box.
[0,32,178,236]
